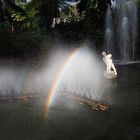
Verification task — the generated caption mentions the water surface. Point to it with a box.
[0,63,140,140]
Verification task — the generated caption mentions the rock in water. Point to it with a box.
[104,71,117,79]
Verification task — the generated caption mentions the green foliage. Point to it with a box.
[0,0,112,57]
[13,0,40,30]
[87,0,98,9]
[11,12,26,22]
[0,0,40,31]
[0,0,109,32]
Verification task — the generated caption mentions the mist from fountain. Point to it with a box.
[0,47,108,103]
[43,47,105,101]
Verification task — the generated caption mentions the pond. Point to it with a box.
[0,63,140,140]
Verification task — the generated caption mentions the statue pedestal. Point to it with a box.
[104,71,117,79]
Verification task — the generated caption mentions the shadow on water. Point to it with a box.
[0,63,140,140]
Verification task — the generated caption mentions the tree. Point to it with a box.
[0,0,26,31]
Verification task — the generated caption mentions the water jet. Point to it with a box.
[104,0,138,63]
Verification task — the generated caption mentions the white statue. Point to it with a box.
[102,51,117,79]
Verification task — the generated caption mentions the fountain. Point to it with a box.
[0,47,109,111]
[104,0,138,63]
[121,16,129,62]
[104,4,113,54]
[128,0,138,59]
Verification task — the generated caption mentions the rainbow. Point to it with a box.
[45,48,81,114]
